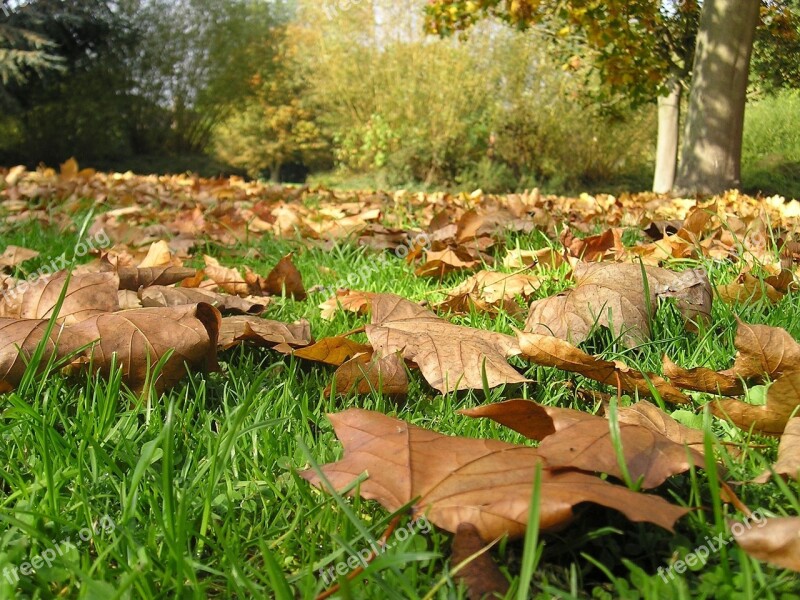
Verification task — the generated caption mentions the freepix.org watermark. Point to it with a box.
[311,232,430,298]
[318,515,432,585]
[657,509,768,582]
[1,229,110,303]
[2,514,116,584]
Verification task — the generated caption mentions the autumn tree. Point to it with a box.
[425,0,787,195]
[213,25,329,181]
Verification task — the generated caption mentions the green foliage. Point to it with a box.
[213,26,330,180]
[0,22,63,84]
[752,0,800,91]
[742,89,800,199]
[300,3,654,191]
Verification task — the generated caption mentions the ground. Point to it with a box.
[1,164,800,599]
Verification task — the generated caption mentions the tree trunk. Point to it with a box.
[269,161,280,183]
[674,0,759,195]
[652,79,682,194]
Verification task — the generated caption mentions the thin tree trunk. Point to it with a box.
[653,79,682,194]
[674,0,759,195]
[269,161,281,183]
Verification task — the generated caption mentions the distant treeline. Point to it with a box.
[1,0,798,194]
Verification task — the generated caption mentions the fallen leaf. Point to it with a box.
[12,272,120,325]
[615,401,706,453]
[263,254,306,300]
[218,315,312,350]
[451,523,509,600]
[732,516,800,572]
[711,371,800,435]
[67,303,220,392]
[444,270,540,306]
[524,263,711,347]
[325,352,408,397]
[293,336,373,366]
[536,418,705,489]
[137,240,175,268]
[140,286,269,315]
[463,399,703,488]
[502,248,565,270]
[117,266,197,291]
[730,321,800,381]
[662,355,744,396]
[302,409,689,539]
[0,318,83,392]
[754,417,800,482]
[415,247,481,279]
[717,273,784,305]
[0,245,39,269]
[118,290,142,310]
[319,290,375,321]
[517,332,689,404]
[663,321,800,395]
[204,256,250,296]
[366,294,529,393]
[460,399,597,442]
[561,227,624,261]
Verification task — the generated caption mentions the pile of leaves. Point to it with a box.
[3,160,800,596]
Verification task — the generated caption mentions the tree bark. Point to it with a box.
[674,0,759,195]
[269,161,280,183]
[653,79,682,194]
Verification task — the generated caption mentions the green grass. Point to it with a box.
[1,214,800,599]
[743,89,800,200]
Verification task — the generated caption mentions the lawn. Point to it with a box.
[1,167,800,599]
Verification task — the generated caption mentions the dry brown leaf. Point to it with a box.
[366,294,529,393]
[616,401,706,453]
[325,352,408,397]
[731,321,800,381]
[524,263,711,347]
[662,355,743,396]
[203,256,250,296]
[319,290,375,321]
[263,254,306,300]
[444,270,540,306]
[754,417,800,482]
[451,523,509,600]
[732,517,800,572]
[517,332,689,404]
[711,372,800,435]
[717,273,784,305]
[67,303,220,392]
[463,399,703,488]
[140,286,269,315]
[117,266,197,291]
[218,315,312,350]
[460,399,597,442]
[10,272,120,325]
[664,321,800,395]
[502,248,566,270]
[118,290,142,310]
[301,409,689,539]
[137,240,174,268]
[415,247,481,279]
[562,227,624,261]
[0,245,39,269]
[292,336,373,366]
[536,418,705,489]
[0,318,84,392]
